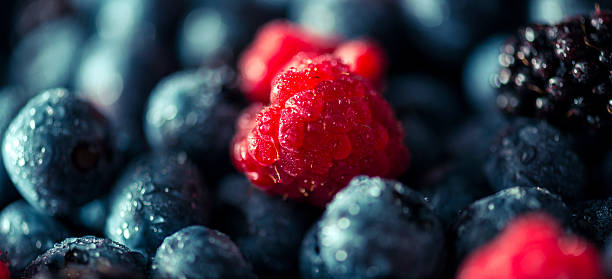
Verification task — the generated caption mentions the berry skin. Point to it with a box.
[495,9,612,133]
[145,68,240,178]
[605,237,612,278]
[0,88,26,206]
[2,89,118,216]
[570,197,611,247]
[333,39,388,87]
[215,174,318,277]
[151,226,257,279]
[231,54,410,206]
[299,225,331,279]
[105,152,209,257]
[23,236,147,279]
[303,176,446,279]
[484,118,586,200]
[453,186,570,261]
[0,200,68,274]
[238,20,337,103]
[457,213,605,279]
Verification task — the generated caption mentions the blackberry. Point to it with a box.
[215,174,318,277]
[570,197,611,247]
[0,200,69,274]
[151,226,257,279]
[484,118,586,200]
[2,89,118,216]
[105,152,209,257]
[453,186,570,261]
[305,176,446,279]
[495,8,612,133]
[23,236,147,279]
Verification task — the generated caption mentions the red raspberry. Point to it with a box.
[238,20,337,103]
[457,213,605,279]
[0,251,8,279]
[232,53,409,206]
[334,39,388,88]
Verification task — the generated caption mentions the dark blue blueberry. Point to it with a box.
[151,226,257,279]
[484,118,586,201]
[446,113,507,166]
[421,163,493,228]
[0,88,27,206]
[75,36,176,157]
[23,236,147,279]
[299,225,331,279]
[2,89,118,216]
[570,197,611,247]
[385,75,465,136]
[398,0,525,61]
[13,0,75,38]
[0,200,69,275]
[215,174,318,278]
[307,176,446,279]
[399,114,445,178]
[105,151,209,257]
[463,34,508,113]
[8,18,85,97]
[453,186,570,261]
[177,7,250,67]
[144,68,239,178]
[528,0,611,23]
[76,198,109,235]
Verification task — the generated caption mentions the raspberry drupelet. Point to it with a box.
[232,54,409,206]
[238,20,337,103]
[458,213,605,279]
[334,39,388,88]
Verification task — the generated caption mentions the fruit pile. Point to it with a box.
[0,1,610,279]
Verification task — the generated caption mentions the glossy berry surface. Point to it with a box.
[105,152,209,256]
[333,39,388,87]
[151,226,257,279]
[2,89,117,216]
[0,88,26,206]
[303,176,446,279]
[23,236,147,279]
[0,200,68,274]
[232,54,409,206]
[238,20,337,103]
[457,213,605,279]
[454,186,570,261]
[495,9,612,133]
[145,68,240,174]
[299,225,331,279]
[570,197,612,247]
[216,174,317,277]
[484,118,586,200]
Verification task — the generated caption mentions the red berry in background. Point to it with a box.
[232,53,409,207]
[457,213,605,279]
[238,20,337,103]
[0,251,9,279]
[333,39,388,88]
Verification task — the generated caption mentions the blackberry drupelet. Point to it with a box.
[496,8,612,134]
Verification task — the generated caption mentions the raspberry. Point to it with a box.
[0,251,8,279]
[238,20,337,103]
[457,213,605,279]
[232,54,409,206]
[333,39,388,87]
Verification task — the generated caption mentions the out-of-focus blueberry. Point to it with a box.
[528,0,612,23]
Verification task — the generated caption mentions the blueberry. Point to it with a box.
[421,163,493,228]
[570,197,611,247]
[446,113,507,165]
[2,89,118,216]
[8,18,85,96]
[299,225,331,279]
[13,0,75,38]
[528,0,609,23]
[76,198,110,235]
[75,36,176,157]
[484,118,586,200]
[177,7,250,66]
[399,114,445,178]
[307,176,446,279]
[151,226,257,279]
[453,186,570,261]
[606,236,612,278]
[0,200,69,274]
[0,88,27,206]
[105,151,209,257]
[463,34,509,113]
[144,69,239,178]
[23,236,147,279]
[215,174,318,277]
